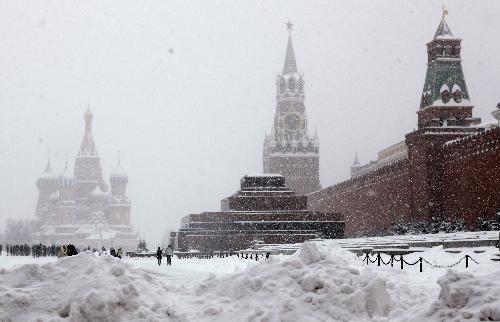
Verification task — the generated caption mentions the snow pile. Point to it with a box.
[2,243,498,321]
[421,270,500,321]
[195,242,393,321]
[0,254,185,321]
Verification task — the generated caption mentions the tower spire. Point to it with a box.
[434,7,453,39]
[353,152,360,166]
[79,108,97,156]
[418,9,479,128]
[283,20,298,75]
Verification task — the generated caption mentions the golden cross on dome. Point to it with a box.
[286,20,293,32]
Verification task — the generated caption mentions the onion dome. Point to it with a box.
[110,157,128,184]
[57,164,76,189]
[36,159,57,189]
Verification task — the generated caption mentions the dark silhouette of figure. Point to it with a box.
[66,244,78,256]
[156,247,162,266]
[165,245,173,266]
[110,247,116,257]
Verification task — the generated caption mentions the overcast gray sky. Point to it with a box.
[1,0,499,245]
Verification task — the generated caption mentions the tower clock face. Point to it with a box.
[284,113,301,131]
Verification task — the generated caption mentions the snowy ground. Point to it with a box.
[0,244,499,321]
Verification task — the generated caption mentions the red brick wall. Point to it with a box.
[309,159,411,237]
[442,127,500,227]
[309,127,500,238]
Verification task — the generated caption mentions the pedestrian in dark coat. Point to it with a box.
[66,244,78,256]
[165,245,173,266]
[156,247,162,266]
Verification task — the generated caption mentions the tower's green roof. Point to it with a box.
[420,16,470,108]
[422,60,469,106]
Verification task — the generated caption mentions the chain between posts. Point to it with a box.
[360,252,479,272]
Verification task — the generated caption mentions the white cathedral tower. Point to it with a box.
[32,109,137,250]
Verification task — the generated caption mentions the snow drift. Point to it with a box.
[195,243,393,322]
[421,270,500,321]
[0,243,499,321]
[0,254,187,322]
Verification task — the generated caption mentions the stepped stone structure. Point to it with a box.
[263,21,321,195]
[171,174,343,252]
[309,10,500,237]
[32,110,138,250]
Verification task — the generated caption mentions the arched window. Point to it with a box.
[298,79,304,92]
[452,85,463,103]
[441,90,451,103]
[280,78,286,92]
[440,85,451,104]
[289,78,296,92]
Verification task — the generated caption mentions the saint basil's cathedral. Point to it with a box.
[32,109,138,251]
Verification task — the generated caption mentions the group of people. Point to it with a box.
[109,247,123,259]
[156,245,174,266]
[57,244,79,257]
[0,243,125,259]
[0,243,61,257]
[0,244,33,256]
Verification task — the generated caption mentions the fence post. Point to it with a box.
[419,257,423,273]
[390,254,394,267]
[465,255,469,268]
[377,253,381,266]
[366,253,369,265]
[400,255,404,269]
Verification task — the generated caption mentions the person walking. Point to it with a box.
[165,244,173,266]
[117,248,123,259]
[156,246,162,266]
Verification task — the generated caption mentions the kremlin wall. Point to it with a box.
[308,13,500,238]
[173,12,500,250]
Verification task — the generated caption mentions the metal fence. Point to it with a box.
[359,252,479,272]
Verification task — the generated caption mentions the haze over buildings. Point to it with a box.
[1,0,500,245]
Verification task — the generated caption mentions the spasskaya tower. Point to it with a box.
[263,21,320,195]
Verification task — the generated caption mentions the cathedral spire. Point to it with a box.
[282,20,298,75]
[79,108,98,156]
[44,155,52,173]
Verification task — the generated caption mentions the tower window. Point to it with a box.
[441,90,451,103]
[452,85,463,103]
[289,78,296,91]
[298,79,304,92]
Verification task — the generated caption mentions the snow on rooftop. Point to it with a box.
[245,173,283,177]
[440,84,450,93]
